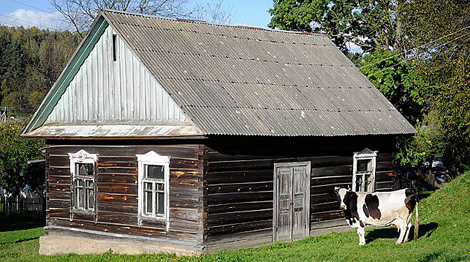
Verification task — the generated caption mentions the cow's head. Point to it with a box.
[334,187,351,210]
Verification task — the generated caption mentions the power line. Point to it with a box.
[364,31,470,79]
[0,19,17,27]
[0,13,61,31]
[8,0,54,14]
[359,24,470,70]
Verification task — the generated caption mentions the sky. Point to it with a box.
[0,0,274,31]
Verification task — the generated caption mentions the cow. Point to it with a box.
[334,187,419,245]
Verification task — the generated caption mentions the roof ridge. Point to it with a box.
[101,9,328,37]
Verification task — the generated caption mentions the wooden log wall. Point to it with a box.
[45,140,204,244]
[203,136,397,243]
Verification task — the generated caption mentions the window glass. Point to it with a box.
[77,163,94,176]
[145,191,153,214]
[157,192,165,215]
[357,160,371,172]
[87,187,94,209]
[146,165,164,179]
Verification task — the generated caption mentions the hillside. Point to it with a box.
[0,26,81,115]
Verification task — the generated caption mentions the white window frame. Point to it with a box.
[136,151,170,229]
[352,148,378,192]
[69,149,98,215]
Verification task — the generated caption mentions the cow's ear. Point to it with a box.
[334,186,340,193]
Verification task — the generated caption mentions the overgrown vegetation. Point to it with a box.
[1,171,469,261]
[0,118,44,195]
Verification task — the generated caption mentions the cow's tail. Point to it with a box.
[413,201,419,240]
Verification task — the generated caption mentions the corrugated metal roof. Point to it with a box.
[99,10,415,136]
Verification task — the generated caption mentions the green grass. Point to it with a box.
[1,172,470,261]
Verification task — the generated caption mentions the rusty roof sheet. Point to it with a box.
[101,10,415,136]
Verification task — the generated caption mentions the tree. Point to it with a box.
[398,0,470,174]
[268,0,407,54]
[0,26,81,114]
[51,0,234,37]
[0,118,45,196]
[354,50,424,125]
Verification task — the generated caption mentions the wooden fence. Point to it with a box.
[1,193,45,219]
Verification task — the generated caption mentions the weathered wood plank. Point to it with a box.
[98,174,137,183]
[207,210,272,226]
[206,170,272,184]
[98,202,138,213]
[208,220,272,236]
[207,182,272,194]
[98,183,137,194]
[207,201,273,214]
[207,192,272,205]
[311,165,351,177]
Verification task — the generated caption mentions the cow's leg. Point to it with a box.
[357,225,366,246]
[396,220,407,244]
[403,212,414,242]
[403,221,412,242]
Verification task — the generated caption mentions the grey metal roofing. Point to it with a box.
[100,10,415,136]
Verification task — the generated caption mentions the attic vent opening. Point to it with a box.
[112,34,117,61]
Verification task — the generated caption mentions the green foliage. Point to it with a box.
[355,50,424,125]
[268,0,406,53]
[0,118,44,195]
[0,26,81,115]
[402,0,470,175]
[395,116,444,167]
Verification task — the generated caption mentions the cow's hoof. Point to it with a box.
[359,242,365,246]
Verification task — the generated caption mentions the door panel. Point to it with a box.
[277,167,292,241]
[273,162,311,241]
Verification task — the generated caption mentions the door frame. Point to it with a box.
[273,161,311,241]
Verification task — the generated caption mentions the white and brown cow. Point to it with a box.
[335,187,418,245]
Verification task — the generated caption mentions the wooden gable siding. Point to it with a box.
[45,140,204,243]
[202,136,396,245]
[46,24,188,124]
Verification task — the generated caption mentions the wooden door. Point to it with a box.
[273,162,311,241]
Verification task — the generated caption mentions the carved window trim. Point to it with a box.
[352,148,377,192]
[136,151,170,229]
[69,149,98,219]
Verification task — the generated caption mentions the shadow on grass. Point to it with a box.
[0,236,41,245]
[365,222,439,243]
[0,216,45,232]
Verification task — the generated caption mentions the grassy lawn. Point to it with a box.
[1,172,469,261]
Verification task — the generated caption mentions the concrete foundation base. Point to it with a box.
[39,235,203,256]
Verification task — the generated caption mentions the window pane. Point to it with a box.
[356,176,363,192]
[157,192,165,215]
[156,183,164,191]
[144,182,152,190]
[145,191,153,214]
[77,187,84,208]
[77,163,94,176]
[357,160,371,172]
[87,188,94,209]
[146,165,164,179]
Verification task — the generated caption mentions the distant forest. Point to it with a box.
[0,26,82,115]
